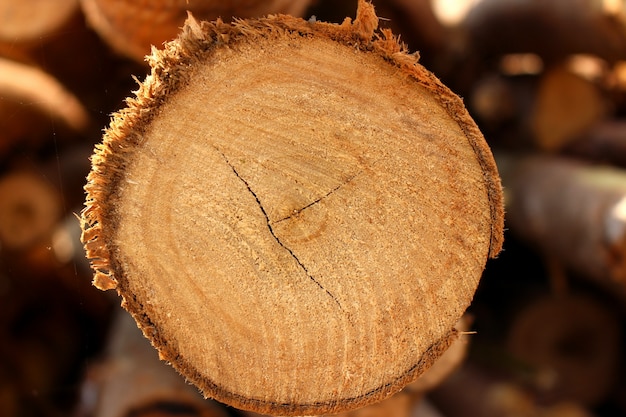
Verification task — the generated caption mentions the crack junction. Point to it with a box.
[217,150,341,309]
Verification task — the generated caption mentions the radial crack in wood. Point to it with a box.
[218,148,341,308]
[80,1,504,415]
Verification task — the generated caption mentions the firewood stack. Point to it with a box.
[1,1,625,417]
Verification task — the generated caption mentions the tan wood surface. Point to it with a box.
[81,1,504,414]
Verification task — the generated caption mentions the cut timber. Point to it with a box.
[0,171,61,251]
[463,0,626,64]
[564,120,626,168]
[79,310,228,417]
[0,5,134,124]
[405,316,471,393]
[530,65,608,152]
[0,57,90,131]
[0,57,90,159]
[430,365,595,417]
[244,317,470,417]
[507,294,621,405]
[0,0,79,44]
[80,1,504,415]
[0,0,85,87]
[498,153,626,290]
[81,0,313,61]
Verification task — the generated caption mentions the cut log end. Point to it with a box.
[0,172,62,251]
[507,294,621,405]
[81,0,315,61]
[80,2,503,415]
[0,0,79,43]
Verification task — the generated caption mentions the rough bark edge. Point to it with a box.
[79,0,503,413]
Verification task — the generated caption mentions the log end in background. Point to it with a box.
[80,0,314,61]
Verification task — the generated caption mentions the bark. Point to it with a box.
[367,0,447,59]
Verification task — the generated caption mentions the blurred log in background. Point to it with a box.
[1,0,626,416]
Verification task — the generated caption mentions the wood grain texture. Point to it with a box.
[81,1,504,414]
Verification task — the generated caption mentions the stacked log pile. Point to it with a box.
[1,0,625,416]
